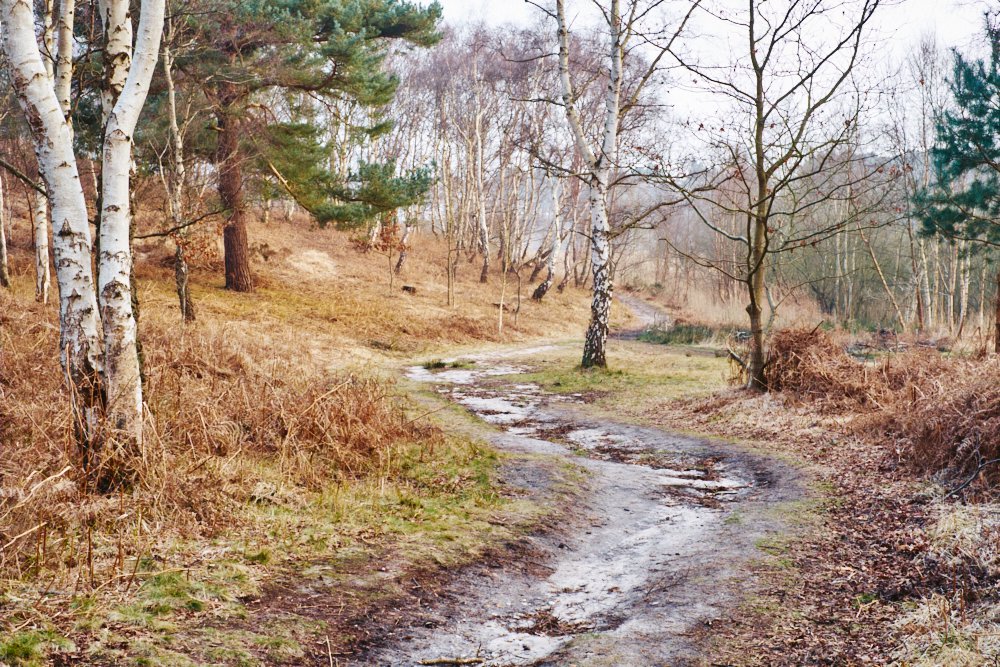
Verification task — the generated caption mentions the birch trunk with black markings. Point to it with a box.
[556,0,622,368]
[2,0,104,449]
[98,0,166,448]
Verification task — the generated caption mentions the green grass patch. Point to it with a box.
[509,342,729,413]
[639,323,721,345]
[422,359,474,370]
[0,630,74,666]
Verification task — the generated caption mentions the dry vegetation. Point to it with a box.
[766,327,1000,482]
[0,215,595,664]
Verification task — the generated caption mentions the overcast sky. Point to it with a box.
[435,0,986,58]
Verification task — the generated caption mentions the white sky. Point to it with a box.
[436,0,986,57]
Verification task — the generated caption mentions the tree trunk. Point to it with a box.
[955,247,970,339]
[582,176,612,368]
[31,188,51,304]
[0,173,9,289]
[97,0,165,452]
[556,0,622,369]
[394,219,411,275]
[98,0,131,123]
[994,267,1000,355]
[54,0,75,121]
[475,96,489,284]
[747,214,768,391]
[3,0,104,453]
[217,94,253,292]
[920,239,933,331]
[858,222,906,332]
[176,244,195,321]
[977,261,987,335]
[163,24,195,321]
[532,178,562,302]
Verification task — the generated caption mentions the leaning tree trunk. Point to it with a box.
[30,188,51,303]
[395,218,411,275]
[97,0,165,451]
[2,0,104,450]
[217,97,254,292]
[532,178,562,302]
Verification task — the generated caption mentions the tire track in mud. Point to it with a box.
[356,346,800,667]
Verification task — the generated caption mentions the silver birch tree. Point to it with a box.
[552,0,695,367]
[98,0,166,447]
[2,0,165,474]
[1,0,103,444]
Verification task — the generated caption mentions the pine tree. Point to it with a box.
[916,17,1000,352]
[171,0,441,292]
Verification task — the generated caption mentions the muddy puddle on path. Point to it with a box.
[357,352,795,667]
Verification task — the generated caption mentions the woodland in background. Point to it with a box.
[0,0,995,489]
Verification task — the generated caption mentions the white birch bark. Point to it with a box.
[98,0,166,444]
[1,0,103,429]
[532,176,562,302]
[33,0,56,304]
[556,0,622,368]
[473,66,490,283]
[956,244,970,338]
[163,22,195,321]
[30,189,51,303]
[98,0,132,122]
[54,0,75,121]
[41,0,55,78]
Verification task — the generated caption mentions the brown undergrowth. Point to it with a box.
[0,291,464,663]
[766,327,1000,484]
[0,221,593,664]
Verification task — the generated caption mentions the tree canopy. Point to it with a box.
[917,19,1000,249]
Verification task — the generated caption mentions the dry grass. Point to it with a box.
[765,327,1000,485]
[892,503,1000,666]
[640,283,824,332]
[132,215,595,360]
[0,216,596,664]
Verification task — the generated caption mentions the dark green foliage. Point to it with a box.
[143,0,441,224]
[638,324,719,346]
[916,18,1000,249]
[314,161,434,227]
[260,123,433,227]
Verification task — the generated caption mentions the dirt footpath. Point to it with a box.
[355,347,800,666]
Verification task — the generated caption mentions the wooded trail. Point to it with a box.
[356,309,800,666]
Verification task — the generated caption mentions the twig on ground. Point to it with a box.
[945,457,1000,500]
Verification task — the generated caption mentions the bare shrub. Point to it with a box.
[766,326,1000,484]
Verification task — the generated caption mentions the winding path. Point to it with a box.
[356,305,797,667]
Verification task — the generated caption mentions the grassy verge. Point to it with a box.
[506,339,731,416]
